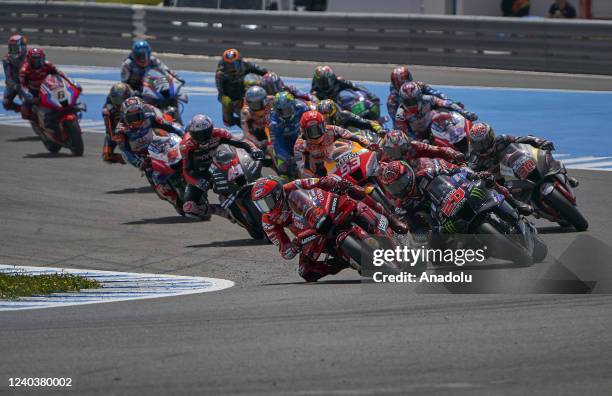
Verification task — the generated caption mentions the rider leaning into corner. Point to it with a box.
[261,71,316,103]
[395,81,477,140]
[180,114,264,221]
[2,35,27,113]
[387,65,460,127]
[316,99,382,133]
[120,40,183,93]
[310,65,378,104]
[467,122,579,201]
[215,48,268,127]
[101,83,134,164]
[251,175,408,282]
[112,97,184,208]
[19,47,76,129]
[293,110,379,178]
[379,129,465,163]
[240,85,273,152]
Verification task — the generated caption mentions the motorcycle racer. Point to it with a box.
[240,86,273,151]
[251,175,408,282]
[180,114,264,220]
[310,65,378,104]
[269,92,310,179]
[379,130,465,163]
[396,81,477,140]
[2,35,27,112]
[113,97,184,207]
[294,110,378,178]
[316,99,382,133]
[215,48,268,127]
[120,40,182,92]
[101,83,134,164]
[387,65,457,126]
[261,72,316,103]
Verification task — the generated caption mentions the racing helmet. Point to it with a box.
[132,40,152,67]
[186,114,214,144]
[469,122,495,155]
[121,97,146,129]
[274,91,296,119]
[380,130,411,160]
[245,86,267,112]
[222,48,242,74]
[109,83,134,108]
[300,110,326,143]
[313,65,335,94]
[251,176,285,214]
[261,72,283,95]
[377,160,416,198]
[316,99,338,123]
[391,65,414,92]
[27,48,45,69]
[8,35,27,62]
[243,73,262,90]
[399,81,422,111]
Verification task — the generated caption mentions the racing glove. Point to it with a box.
[540,140,555,151]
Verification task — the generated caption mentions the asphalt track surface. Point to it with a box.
[1,49,612,395]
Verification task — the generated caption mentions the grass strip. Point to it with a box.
[0,272,101,300]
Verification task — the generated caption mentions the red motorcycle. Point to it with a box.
[30,74,85,156]
[290,187,399,275]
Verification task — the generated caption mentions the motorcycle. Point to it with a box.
[430,110,471,155]
[422,169,547,266]
[291,187,400,276]
[498,143,588,231]
[209,144,267,240]
[140,69,188,124]
[30,74,85,156]
[336,89,381,122]
[146,132,186,215]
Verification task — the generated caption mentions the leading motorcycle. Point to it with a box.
[140,69,187,124]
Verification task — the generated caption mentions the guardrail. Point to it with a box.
[2,1,612,75]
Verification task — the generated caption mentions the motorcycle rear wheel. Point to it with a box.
[545,189,588,232]
[65,119,84,156]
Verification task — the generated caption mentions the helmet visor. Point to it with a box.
[8,43,20,57]
[385,172,413,198]
[191,127,213,143]
[318,77,332,92]
[125,110,144,127]
[383,145,403,160]
[134,50,149,66]
[469,138,489,154]
[248,99,264,112]
[30,57,43,69]
[304,123,323,140]
[279,105,294,118]
[402,98,418,107]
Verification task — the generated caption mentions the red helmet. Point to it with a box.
[300,110,326,143]
[8,34,27,61]
[391,66,413,92]
[251,176,285,215]
[380,130,411,160]
[399,81,422,112]
[222,48,242,74]
[27,47,45,69]
[377,160,416,198]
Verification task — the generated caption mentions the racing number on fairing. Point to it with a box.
[441,188,466,217]
[338,156,361,178]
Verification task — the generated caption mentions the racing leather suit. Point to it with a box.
[380,140,465,163]
[215,59,268,126]
[19,60,70,126]
[120,55,180,92]
[268,100,310,179]
[240,96,273,151]
[311,76,377,103]
[101,97,125,164]
[387,81,451,128]
[294,125,372,178]
[262,177,405,282]
[328,109,381,132]
[180,128,259,219]
[280,83,316,103]
[112,104,184,205]
[2,53,25,112]
[396,96,472,140]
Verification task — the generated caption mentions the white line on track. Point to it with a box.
[0,265,234,311]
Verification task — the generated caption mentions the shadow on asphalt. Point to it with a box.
[6,136,40,142]
[263,278,363,286]
[537,225,579,234]
[186,238,270,248]
[22,152,74,159]
[106,186,154,194]
[122,216,194,225]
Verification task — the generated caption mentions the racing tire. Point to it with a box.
[340,235,399,276]
[43,139,62,154]
[545,189,588,232]
[477,222,533,267]
[65,119,84,156]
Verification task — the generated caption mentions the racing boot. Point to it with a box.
[506,195,534,216]
[102,152,125,164]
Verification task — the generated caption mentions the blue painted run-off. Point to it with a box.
[2,65,612,162]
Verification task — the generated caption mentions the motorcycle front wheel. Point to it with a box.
[544,189,588,232]
[64,119,84,156]
[477,222,533,267]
